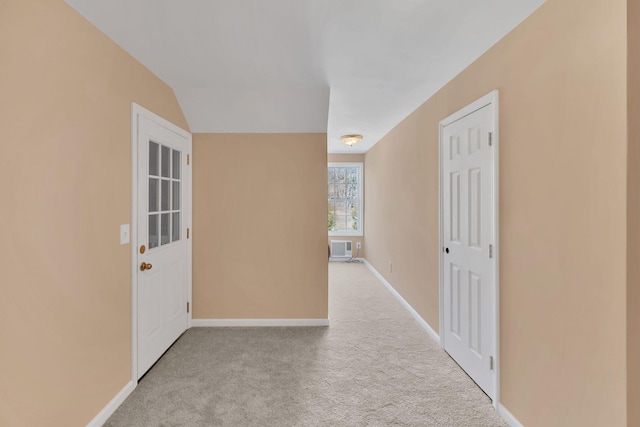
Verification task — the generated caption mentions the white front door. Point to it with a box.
[135,109,191,379]
[441,100,496,399]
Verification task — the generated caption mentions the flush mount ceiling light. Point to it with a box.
[341,134,363,147]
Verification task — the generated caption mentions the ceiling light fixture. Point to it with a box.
[341,134,363,147]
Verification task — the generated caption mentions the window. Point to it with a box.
[328,162,363,236]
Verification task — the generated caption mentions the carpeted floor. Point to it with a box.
[106,262,507,426]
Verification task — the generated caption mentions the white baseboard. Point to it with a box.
[192,318,330,327]
[329,257,365,263]
[361,258,440,344]
[498,404,524,427]
[86,380,135,427]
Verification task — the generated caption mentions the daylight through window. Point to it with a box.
[328,162,363,235]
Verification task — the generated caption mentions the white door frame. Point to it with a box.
[438,90,500,407]
[130,103,193,382]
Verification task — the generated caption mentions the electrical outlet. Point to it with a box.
[356,242,361,250]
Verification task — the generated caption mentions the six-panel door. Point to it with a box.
[442,104,494,398]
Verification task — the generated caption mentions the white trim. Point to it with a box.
[327,232,364,237]
[439,91,498,124]
[493,92,501,410]
[328,162,364,237]
[438,90,500,408]
[361,258,440,344]
[131,103,192,382]
[130,104,139,384]
[85,381,135,427]
[186,123,193,331]
[329,257,365,263]
[498,404,524,427]
[192,319,330,327]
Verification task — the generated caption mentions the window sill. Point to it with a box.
[329,232,363,237]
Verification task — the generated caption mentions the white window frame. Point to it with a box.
[328,162,363,237]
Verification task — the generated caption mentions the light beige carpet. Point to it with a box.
[106,262,507,426]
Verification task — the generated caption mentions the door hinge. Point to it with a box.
[490,356,494,371]
[187,154,190,165]
[489,244,493,258]
[187,228,190,239]
[187,302,190,313]
[488,132,493,147]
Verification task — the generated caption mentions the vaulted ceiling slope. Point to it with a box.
[65,0,544,153]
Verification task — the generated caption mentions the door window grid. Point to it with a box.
[149,141,181,249]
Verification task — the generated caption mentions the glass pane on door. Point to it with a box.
[148,141,182,249]
[149,214,159,249]
[149,142,159,176]
[161,180,170,211]
[172,150,181,179]
[172,213,180,242]
[161,213,171,245]
[149,178,159,212]
[161,146,171,178]
[172,181,180,210]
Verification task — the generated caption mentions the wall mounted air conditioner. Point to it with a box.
[330,240,352,258]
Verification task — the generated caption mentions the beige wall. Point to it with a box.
[364,0,628,425]
[628,0,640,425]
[193,134,328,319]
[328,153,365,163]
[364,114,440,326]
[327,153,365,258]
[0,1,189,426]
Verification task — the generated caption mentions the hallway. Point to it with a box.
[106,263,505,426]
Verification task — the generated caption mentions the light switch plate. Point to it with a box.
[120,224,130,245]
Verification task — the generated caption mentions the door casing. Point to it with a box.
[438,90,499,407]
[130,103,193,382]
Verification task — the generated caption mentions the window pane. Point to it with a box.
[149,178,159,212]
[334,215,348,231]
[172,181,180,210]
[149,142,159,176]
[172,150,181,179]
[348,168,358,184]
[149,214,159,249]
[172,212,180,242]
[349,202,359,231]
[161,145,171,178]
[328,168,336,184]
[336,185,347,201]
[328,184,337,200]
[347,183,358,199]
[328,201,336,231]
[335,200,346,216]
[161,213,170,245]
[335,168,346,184]
[161,180,170,211]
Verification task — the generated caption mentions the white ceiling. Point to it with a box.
[65,0,544,153]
